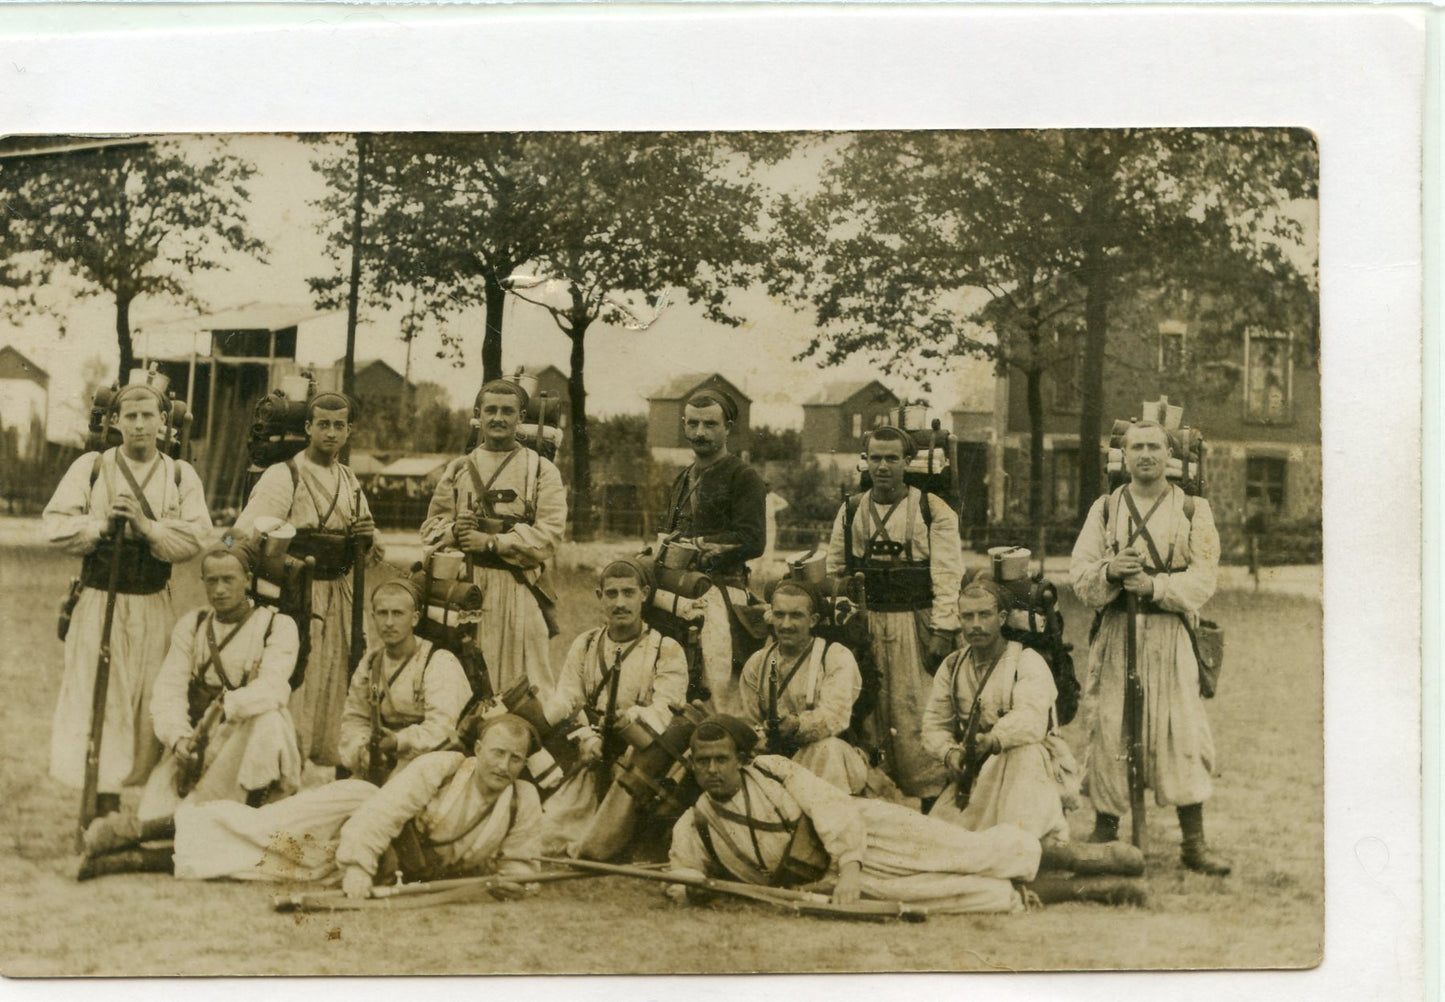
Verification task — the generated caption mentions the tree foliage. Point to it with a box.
[1,139,266,377]
[774,128,1317,525]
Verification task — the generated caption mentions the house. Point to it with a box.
[996,317,1321,555]
[800,380,900,456]
[373,454,453,498]
[0,345,49,462]
[646,372,752,462]
[324,357,405,406]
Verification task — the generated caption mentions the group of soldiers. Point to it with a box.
[44,371,1227,918]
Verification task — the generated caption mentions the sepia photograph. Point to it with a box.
[0,4,1422,992]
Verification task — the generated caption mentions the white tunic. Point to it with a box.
[42,448,211,791]
[825,487,965,797]
[1069,485,1220,813]
[234,453,374,766]
[337,638,472,779]
[668,755,1035,914]
[139,604,303,820]
[420,446,568,694]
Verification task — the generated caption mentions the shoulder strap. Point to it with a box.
[919,488,934,528]
[693,811,727,876]
[843,493,863,574]
[285,457,299,491]
[1182,493,1195,521]
[88,448,106,490]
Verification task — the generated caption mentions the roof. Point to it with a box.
[347,451,387,476]
[143,302,341,335]
[0,135,154,160]
[517,364,567,381]
[802,379,897,407]
[0,345,49,385]
[377,454,452,478]
[647,372,750,404]
[331,358,404,379]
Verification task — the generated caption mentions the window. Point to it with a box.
[851,412,863,439]
[1245,456,1287,514]
[1051,447,1079,516]
[1244,328,1294,423]
[1159,321,1187,373]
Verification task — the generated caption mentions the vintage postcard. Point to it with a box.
[0,4,1422,998]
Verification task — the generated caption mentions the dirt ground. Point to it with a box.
[0,536,1322,975]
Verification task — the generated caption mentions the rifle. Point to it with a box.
[77,515,127,848]
[952,706,992,812]
[533,856,928,923]
[365,649,392,786]
[348,487,370,679]
[1125,591,1147,848]
[176,695,226,799]
[272,868,598,913]
[593,648,626,792]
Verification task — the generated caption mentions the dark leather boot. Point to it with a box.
[83,812,174,857]
[1177,803,1231,876]
[76,846,173,882]
[94,793,121,818]
[1087,812,1120,843]
[1181,840,1233,876]
[1026,875,1150,908]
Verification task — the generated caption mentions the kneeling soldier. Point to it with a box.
[738,580,868,794]
[338,579,472,785]
[79,540,303,872]
[539,559,688,856]
[922,578,1143,878]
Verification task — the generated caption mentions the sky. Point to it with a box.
[6,133,996,444]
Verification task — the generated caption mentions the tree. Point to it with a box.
[774,129,1316,527]
[749,424,803,463]
[309,133,553,383]
[1,139,266,378]
[503,133,779,537]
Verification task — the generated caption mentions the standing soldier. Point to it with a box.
[44,380,212,815]
[660,390,767,714]
[1069,420,1229,875]
[234,391,379,770]
[421,379,568,694]
[825,426,964,807]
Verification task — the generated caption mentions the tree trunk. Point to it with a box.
[115,292,135,380]
[481,270,506,384]
[1024,364,1047,555]
[567,316,594,541]
[342,133,368,402]
[1076,185,1112,522]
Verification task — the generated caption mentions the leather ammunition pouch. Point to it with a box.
[379,820,436,883]
[1189,618,1225,699]
[186,677,224,727]
[288,530,353,580]
[860,564,933,612]
[81,536,171,595]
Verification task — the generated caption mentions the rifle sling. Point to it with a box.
[464,448,521,517]
[953,646,1008,765]
[759,640,816,722]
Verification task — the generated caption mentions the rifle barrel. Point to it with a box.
[1125,591,1146,849]
[78,515,127,846]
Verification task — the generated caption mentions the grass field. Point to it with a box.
[0,539,1323,975]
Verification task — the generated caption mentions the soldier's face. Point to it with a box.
[1124,426,1170,484]
[683,403,729,459]
[371,589,420,648]
[958,592,1006,650]
[473,725,530,794]
[866,437,908,493]
[597,574,646,634]
[691,737,744,801]
[479,392,521,448]
[306,406,351,456]
[201,554,251,616]
[770,590,818,649]
[115,394,163,452]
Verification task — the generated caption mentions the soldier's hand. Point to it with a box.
[976,730,1001,755]
[778,714,801,740]
[173,735,197,761]
[457,529,493,554]
[1107,548,1144,581]
[111,494,152,536]
[378,732,399,755]
[1122,572,1154,597]
[454,510,477,532]
[944,747,967,777]
[487,880,527,902]
[576,731,603,765]
[831,862,864,905]
[352,515,376,537]
[341,866,374,900]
